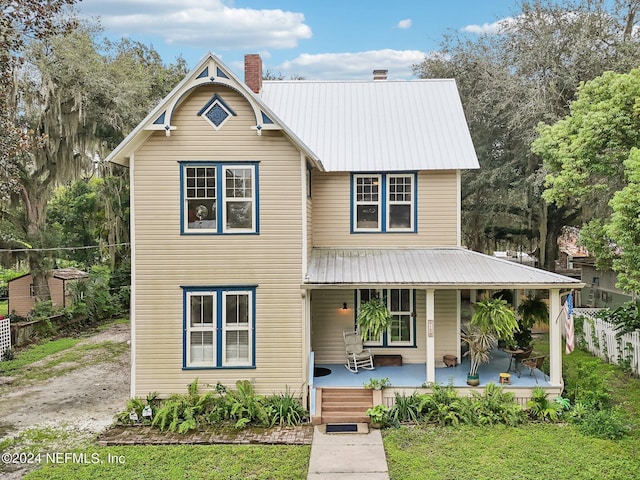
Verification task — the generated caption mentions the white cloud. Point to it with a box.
[397,19,412,29]
[79,0,312,50]
[276,49,427,81]
[461,17,515,35]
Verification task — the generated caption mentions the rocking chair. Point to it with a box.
[343,330,375,373]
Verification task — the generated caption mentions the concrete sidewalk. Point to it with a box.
[307,425,390,479]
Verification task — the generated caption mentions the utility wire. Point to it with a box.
[0,243,130,253]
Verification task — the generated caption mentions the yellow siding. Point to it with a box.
[311,289,459,365]
[311,170,459,248]
[132,85,305,396]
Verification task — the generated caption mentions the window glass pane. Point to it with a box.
[226,293,250,325]
[226,331,249,361]
[401,289,410,311]
[389,204,411,229]
[190,331,214,363]
[356,205,379,228]
[390,289,399,312]
[190,295,214,326]
[225,168,252,198]
[185,166,216,230]
[390,315,411,342]
[226,201,253,229]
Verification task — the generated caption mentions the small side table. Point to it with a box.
[502,348,525,376]
[499,373,511,385]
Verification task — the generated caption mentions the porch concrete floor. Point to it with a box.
[313,349,550,388]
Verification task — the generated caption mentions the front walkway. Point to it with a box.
[307,426,389,479]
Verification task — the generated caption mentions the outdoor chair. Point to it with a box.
[520,355,547,382]
[343,330,375,373]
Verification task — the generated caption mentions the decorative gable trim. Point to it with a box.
[197,93,237,130]
[142,56,282,138]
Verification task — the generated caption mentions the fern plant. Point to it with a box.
[526,386,564,422]
[357,297,391,341]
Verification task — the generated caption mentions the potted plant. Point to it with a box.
[366,404,389,428]
[514,296,549,349]
[357,297,391,341]
[461,298,518,386]
[364,377,391,390]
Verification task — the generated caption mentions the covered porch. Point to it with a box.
[303,247,583,416]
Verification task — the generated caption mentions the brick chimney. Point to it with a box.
[373,69,388,81]
[244,54,262,94]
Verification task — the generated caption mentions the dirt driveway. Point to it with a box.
[0,321,131,441]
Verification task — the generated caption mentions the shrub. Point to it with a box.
[563,359,611,408]
[419,383,466,426]
[264,388,307,426]
[224,380,270,429]
[387,392,425,425]
[468,382,525,426]
[152,379,223,433]
[526,386,565,422]
[575,407,629,440]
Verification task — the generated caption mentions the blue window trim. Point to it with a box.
[352,288,417,348]
[181,285,257,370]
[179,161,260,236]
[350,172,418,234]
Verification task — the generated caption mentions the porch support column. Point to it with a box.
[470,289,477,305]
[548,288,562,386]
[426,289,436,384]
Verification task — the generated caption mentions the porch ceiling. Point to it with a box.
[304,247,584,289]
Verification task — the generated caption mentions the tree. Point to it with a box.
[0,0,78,201]
[413,0,640,270]
[1,23,187,302]
[534,69,640,293]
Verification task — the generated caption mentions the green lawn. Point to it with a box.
[0,300,7,316]
[23,445,311,480]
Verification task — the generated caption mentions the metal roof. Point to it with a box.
[260,80,480,172]
[305,248,584,288]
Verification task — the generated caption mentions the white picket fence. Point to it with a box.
[573,308,640,377]
[0,317,10,359]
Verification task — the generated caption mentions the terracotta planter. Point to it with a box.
[466,374,480,386]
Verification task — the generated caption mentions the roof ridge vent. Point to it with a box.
[373,69,388,81]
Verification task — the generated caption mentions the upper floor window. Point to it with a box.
[352,173,416,233]
[182,162,258,234]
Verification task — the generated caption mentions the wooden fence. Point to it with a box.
[573,308,640,377]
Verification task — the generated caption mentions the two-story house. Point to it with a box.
[107,54,582,420]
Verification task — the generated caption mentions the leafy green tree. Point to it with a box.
[413,0,640,269]
[534,69,640,293]
[1,23,186,300]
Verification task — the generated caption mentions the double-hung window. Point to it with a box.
[184,287,255,368]
[182,162,258,234]
[352,173,416,232]
[356,288,415,347]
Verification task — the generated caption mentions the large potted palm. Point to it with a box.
[461,298,518,386]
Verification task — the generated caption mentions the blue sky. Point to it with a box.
[77,0,518,80]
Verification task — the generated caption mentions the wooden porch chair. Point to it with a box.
[343,330,375,373]
[520,355,547,382]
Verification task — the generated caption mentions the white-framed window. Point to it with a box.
[185,166,217,232]
[182,163,258,234]
[183,287,255,368]
[387,174,414,231]
[186,292,216,366]
[388,288,413,346]
[354,174,382,231]
[352,173,416,233]
[356,289,384,345]
[222,291,252,366]
[356,288,415,347]
[223,166,255,232]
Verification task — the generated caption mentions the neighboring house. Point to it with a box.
[106,54,582,414]
[8,268,88,317]
[574,258,632,308]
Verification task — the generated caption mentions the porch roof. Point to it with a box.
[304,247,584,289]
